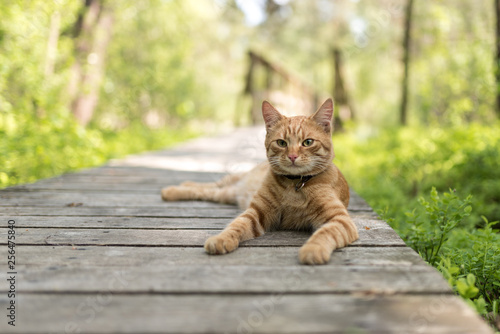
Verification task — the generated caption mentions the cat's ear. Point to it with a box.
[262,101,284,130]
[311,98,334,133]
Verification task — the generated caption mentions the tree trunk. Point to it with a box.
[44,11,60,77]
[332,47,355,130]
[68,0,100,105]
[68,0,113,126]
[496,0,500,117]
[400,0,414,126]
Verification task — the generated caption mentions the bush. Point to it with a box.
[334,123,500,231]
[439,218,500,316]
[334,126,500,328]
[0,110,194,188]
[403,188,472,266]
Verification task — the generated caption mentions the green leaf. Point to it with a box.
[466,273,476,286]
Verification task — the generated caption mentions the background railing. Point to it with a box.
[243,50,319,124]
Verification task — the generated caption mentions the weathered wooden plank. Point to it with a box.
[0,191,235,209]
[3,173,373,210]
[0,294,491,333]
[16,245,425,267]
[3,170,226,191]
[0,190,372,210]
[0,216,231,229]
[11,245,449,294]
[0,213,378,229]
[4,183,373,210]
[7,181,179,192]
[0,206,241,218]
[56,165,226,177]
[15,173,226,184]
[12,265,451,294]
[0,200,372,216]
[0,222,404,247]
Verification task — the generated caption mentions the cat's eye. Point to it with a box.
[302,139,314,147]
[276,139,287,147]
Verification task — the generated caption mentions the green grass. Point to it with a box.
[0,111,195,188]
[334,123,500,231]
[333,124,500,328]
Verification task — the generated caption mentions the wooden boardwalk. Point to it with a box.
[0,127,493,333]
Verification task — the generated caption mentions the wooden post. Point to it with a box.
[244,51,255,95]
[244,51,261,125]
[243,50,317,123]
[400,0,414,126]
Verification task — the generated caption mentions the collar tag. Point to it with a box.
[295,180,306,191]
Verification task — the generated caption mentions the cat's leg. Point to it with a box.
[180,173,243,188]
[161,184,238,205]
[298,201,359,265]
[161,173,245,204]
[204,193,275,254]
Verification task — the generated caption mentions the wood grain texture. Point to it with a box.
[11,246,447,294]
[0,204,372,217]
[0,206,241,218]
[0,294,491,334]
[0,220,404,247]
[13,265,451,294]
[15,245,425,267]
[0,189,373,211]
[0,213,377,229]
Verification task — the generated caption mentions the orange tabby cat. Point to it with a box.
[161,98,359,264]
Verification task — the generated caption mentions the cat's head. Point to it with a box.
[262,99,335,176]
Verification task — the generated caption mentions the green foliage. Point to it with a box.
[0,0,235,188]
[439,259,489,316]
[334,124,500,231]
[411,0,496,126]
[0,109,194,188]
[436,220,500,324]
[400,189,498,319]
[404,188,472,265]
[401,191,500,325]
[334,126,500,327]
[442,219,500,303]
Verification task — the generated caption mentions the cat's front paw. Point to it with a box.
[204,234,239,255]
[299,243,331,265]
[161,186,182,201]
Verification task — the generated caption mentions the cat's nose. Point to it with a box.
[288,154,298,163]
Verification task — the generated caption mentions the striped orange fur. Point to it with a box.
[161,98,359,264]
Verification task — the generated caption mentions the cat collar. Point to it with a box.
[283,174,315,191]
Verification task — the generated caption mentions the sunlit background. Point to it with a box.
[1,1,499,323]
[2,0,499,213]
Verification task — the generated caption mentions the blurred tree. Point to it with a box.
[0,0,497,132]
[400,0,414,125]
[496,0,500,117]
[44,10,60,77]
[332,47,356,129]
[95,0,222,129]
[68,0,113,125]
[411,0,495,125]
